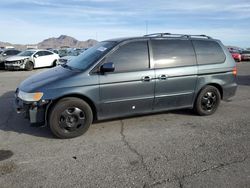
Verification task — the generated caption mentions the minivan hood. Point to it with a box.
[19,66,76,92]
[6,56,30,61]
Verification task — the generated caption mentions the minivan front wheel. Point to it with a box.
[195,86,221,116]
[49,97,93,138]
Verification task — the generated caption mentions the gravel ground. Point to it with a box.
[0,62,250,188]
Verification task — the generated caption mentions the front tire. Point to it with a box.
[194,86,221,116]
[49,97,93,139]
[25,61,34,71]
[52,60,57,67]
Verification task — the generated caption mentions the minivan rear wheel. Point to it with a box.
[49,97,93,138]
[194,86,221,116]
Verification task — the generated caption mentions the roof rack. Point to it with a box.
[144,33,212,39]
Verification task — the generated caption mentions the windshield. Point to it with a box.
[242,51,250,54]
[18,50,36,56]
[66,41,117,70]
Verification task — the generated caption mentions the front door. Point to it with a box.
[34,51,48,68]
[98,40,155,119]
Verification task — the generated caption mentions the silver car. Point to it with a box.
[0,49,21,69]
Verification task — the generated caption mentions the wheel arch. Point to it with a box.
[195,83,223,102]
[46,93,98,124]
[52,59,58,66]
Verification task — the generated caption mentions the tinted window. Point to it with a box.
[242,51,250,54]
[192,40,226,64]
[5,50,13,55]
[43,51,53,56]
[12,50,20,55]
[35,51,45,57]
[105,41,149,72]
[151,39,196,68]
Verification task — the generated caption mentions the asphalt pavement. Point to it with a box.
[0,63,250,188]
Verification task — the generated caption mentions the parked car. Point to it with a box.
[0,49,21,69]
[5,49,59,71]
[58,49,83,65]
[241,50,250,61]
[15,33,237,138]
[229,49,242,62]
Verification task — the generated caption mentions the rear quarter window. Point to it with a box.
[192,40,226,65]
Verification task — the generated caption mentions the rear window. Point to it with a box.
[151,39,196,68]
[192,40,226,65]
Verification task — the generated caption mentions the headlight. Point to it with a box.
[18,90,43,102]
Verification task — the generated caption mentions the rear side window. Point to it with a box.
[192,40,226,65]
[151,39,196,68]
[105,41,149,72]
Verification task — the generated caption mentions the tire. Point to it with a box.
[25,61,34,71]
[52,60,57,67]
[49,97,93,139]
[194,86,221,116]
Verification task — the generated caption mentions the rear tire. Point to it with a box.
[25,61,34,71]
[49,97,93,139]
[194,86,221,116]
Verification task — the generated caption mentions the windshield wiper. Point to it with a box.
[61,63,81,71]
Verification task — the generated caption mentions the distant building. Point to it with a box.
[5,46,15,49]
[60,46,70,49]
[26,45,38,49]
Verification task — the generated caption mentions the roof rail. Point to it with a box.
[144,33,212,39]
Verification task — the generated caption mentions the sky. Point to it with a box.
[0,0,250,47]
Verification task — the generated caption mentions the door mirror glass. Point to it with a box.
[100,62,115,73]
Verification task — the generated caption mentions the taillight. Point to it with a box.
[233,66,237,76]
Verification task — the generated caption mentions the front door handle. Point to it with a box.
[158,74,168,80]
[142,76,151,82]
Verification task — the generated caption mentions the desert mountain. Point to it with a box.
[38,35,97,49]
[0,35,98,50]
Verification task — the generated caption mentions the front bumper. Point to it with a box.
[5,63,25,70]
[14,95,49,126]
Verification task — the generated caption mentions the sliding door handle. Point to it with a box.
[158,74,168,80]
[141,76,151,82]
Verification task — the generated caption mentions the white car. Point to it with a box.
[5,49,59,71]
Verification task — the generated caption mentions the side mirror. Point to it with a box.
[2,53,7,56]
[34,54,39,58]
[100,62,115,73]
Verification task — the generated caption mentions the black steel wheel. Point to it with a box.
[194,86,221,116]
[49,97,93,138]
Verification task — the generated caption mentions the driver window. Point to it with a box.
[35,51,44,57]
[105,41,149,73]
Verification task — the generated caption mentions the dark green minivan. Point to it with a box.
[15,33,237,138]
